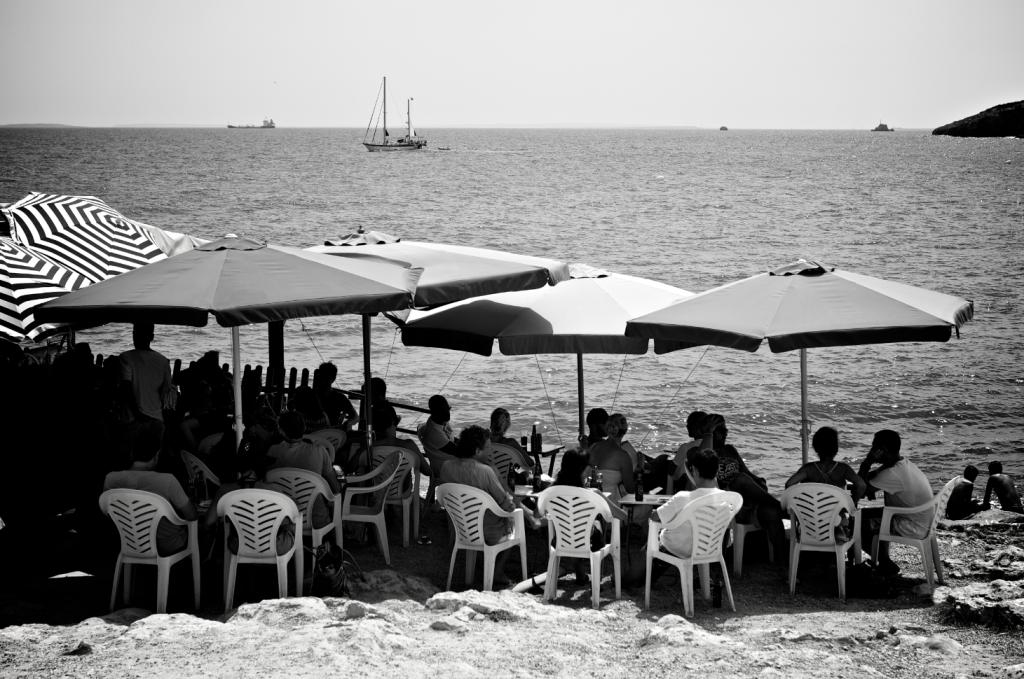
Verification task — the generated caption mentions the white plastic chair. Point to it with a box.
[342,450,402,565]
[485,442,529,486]
[306,428,347,464]
[872,477,957,587]
[644,491,742,616]
[99,489,200,614]
[180,451,222,495]
[217,488,303,612]
[781,484,860,600]
[538,486,621,609]
[371,446,418,547]
[264,467,343,549]
[197,433,223,458]
[437,482,527,592]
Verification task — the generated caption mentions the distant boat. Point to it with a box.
[720,126,728,131]
[228,118,276,129]
[872,122,893,132]
[363,77,427,151]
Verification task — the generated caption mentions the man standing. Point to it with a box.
[858,429,934,575]
[119,322,172,423]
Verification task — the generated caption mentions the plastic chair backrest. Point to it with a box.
[181,451,221,487]
[264,467,333,530]
[307,428,345,453]
[538,486,611,553]
[217,489,299,558]
[663,491,742,560]
[437,483,500,547]
[927,477,959,536]
[485,442,518,483]
[198,433,223,457]
[780,483,855,547]
[99,489,178,559]
[371,446,414,502]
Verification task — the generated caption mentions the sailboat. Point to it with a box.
[363,77,427,151]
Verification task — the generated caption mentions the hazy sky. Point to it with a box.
[1,0,1021,129]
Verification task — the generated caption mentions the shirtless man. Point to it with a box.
[982,461,1024,514]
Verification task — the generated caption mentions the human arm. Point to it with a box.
[617,450,636,494]
[844,464,868,504]
[319,446,342,494]
[785,465,809,489]
[167,477,198,522]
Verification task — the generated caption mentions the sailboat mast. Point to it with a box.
[383,77,387,145]
[407,98,412,138]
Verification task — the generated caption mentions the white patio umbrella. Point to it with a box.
[625,259,974,462]
[0,237,90,342]
[401,265,696,437]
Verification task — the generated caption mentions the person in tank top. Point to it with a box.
[785,426,867,503]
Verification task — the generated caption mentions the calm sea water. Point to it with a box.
[2,127,1022,490]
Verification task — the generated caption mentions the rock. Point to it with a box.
[63,641,91,656]
[998,663,1024,678]
[889,625,899,635]
[933,580,1024,628]
[897,634,929,648]
[430,617,466,632]
[976,547,1024,580]
[781,631,821,643]
[348,570,440,602]
[640,614,739,648]
[923,634,963,655]
[932,100,1024,138]
[874,629,887,640]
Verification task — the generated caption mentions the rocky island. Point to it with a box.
[933,100,1024,138]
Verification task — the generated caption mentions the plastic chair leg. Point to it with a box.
[191,551,201,609]
[518,540,527,586]
[412,492,421,540]
[483,549,495,592]
[544,554,560,602]
[294,548,304,597]
[446,548,458,591]
[681,564,695,617]
[644,554,654,609]
[613,549,621,601]
[920,545,935,588]
[402,499,411,548]
[156,562,170,614]
[110,555,123,611]
[732,530,745,576]
[836,549,847,600]
[719,558,736,611]
[375,518,390,566]
[225,556,238,612]
[932,537,945,585]
[789,547,801,596]
[590,552,601,609]
[276,558,289,599]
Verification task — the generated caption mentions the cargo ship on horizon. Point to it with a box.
[228,118,275,129]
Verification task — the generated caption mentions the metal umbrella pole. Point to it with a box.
[800,348,809,464]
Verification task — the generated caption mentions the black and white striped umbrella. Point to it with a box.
[2,193,166,284]
[0,237,89,341]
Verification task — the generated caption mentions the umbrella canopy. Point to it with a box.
[401,266,696,435]
[37,236,423,450]
[0,237,90,342]
[310,239,570,308]
[625,259,974,461]
[37,236,422,327]
[3,193,167,283]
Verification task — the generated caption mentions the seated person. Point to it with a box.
[670,410,709,488]
[585,408,609,449]
[439,425,521,587]
[204,442,296,555]
[103,421,197,556]
[858,429,934,575]
[983,461,1023,514]
[313,361,358,429]
[716,443,788,564]
[785,426,867,503]
[589,414,636,508]
[290,386,331,434]
[266,411,340,528]
[489,407,533,473]
[547,448,628,583]
[623,448,724,587]
[418,395,459,477]
[370,407,431,483]
[946,465,986,520]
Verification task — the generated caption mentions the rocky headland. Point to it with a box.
[932,101,1024,138]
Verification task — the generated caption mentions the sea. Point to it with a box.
[2,127,1022,491]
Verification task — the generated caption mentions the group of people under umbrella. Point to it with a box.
[2,191,981,607]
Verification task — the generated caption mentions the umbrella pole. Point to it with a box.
[577,353,585,441]
[800,348,809,465]
[232,326,244,452]
[362,315,373,448]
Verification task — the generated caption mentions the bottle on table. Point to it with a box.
[530,424,539,454]
[532,454,543,492]
[187,476,197,504]
[595,470,604,492]
[634,461,644,502]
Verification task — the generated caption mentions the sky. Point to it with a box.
[1,0,1021,129]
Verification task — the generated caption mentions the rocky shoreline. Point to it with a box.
[932,100,1024,138]
[2,510,1022,678]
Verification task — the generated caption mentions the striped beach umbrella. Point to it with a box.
[0,237,89,342]
[2,193,166,284]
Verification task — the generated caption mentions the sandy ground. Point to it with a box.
[1,504,1022,678]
